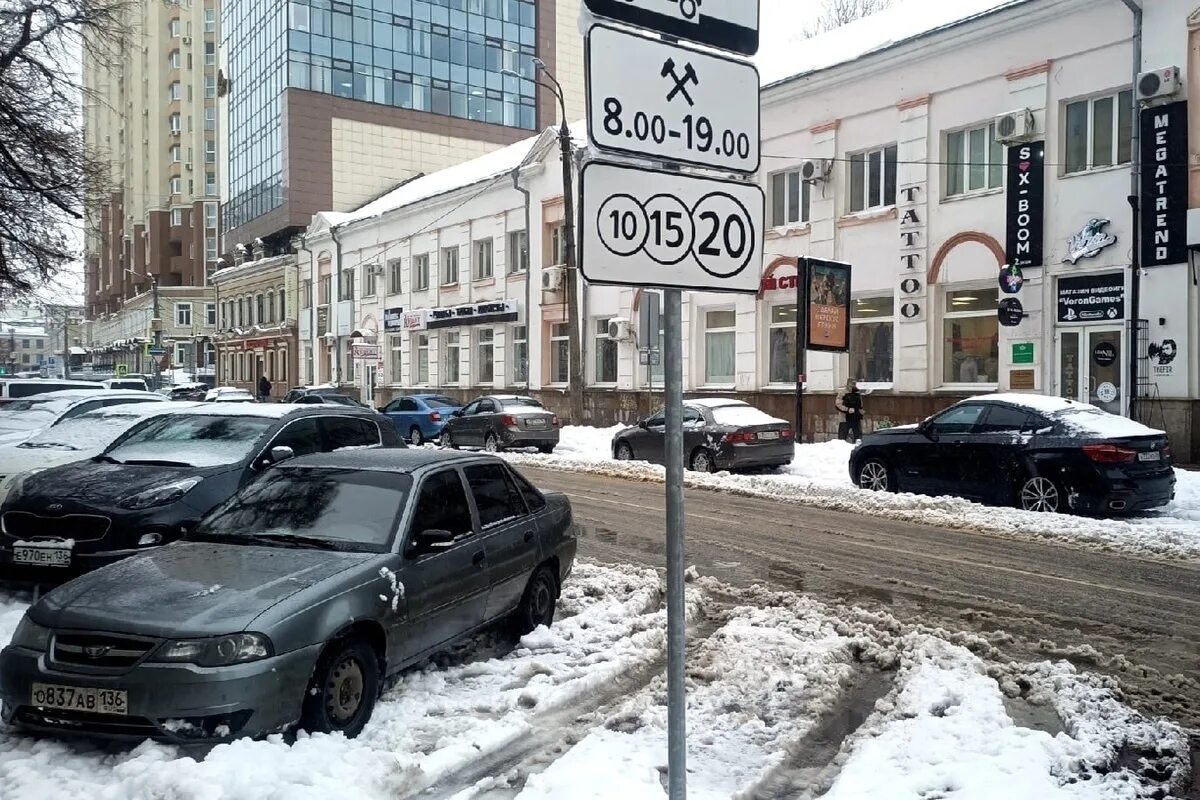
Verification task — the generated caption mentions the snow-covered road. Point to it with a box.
[508,426,1200,560]
[0,564,1191,800]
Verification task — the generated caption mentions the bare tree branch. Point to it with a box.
[804,0,895,37]
[0,0,126,300]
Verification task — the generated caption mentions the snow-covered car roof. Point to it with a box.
[964,393,1165,437]
[162,402,302,419]
[966,393,1086,413]
[15,402,204,450]
[687,398,750,409]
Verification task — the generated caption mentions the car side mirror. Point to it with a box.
[638,420,648,430]
[268,445,295,465]
[920,423,938,441]
[452,410,463,417]
[409,528,455,555]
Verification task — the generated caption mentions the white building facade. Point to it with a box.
[300,0,1200,459]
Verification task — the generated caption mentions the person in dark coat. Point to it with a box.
[835,378,864,443]
[257,374,272,403]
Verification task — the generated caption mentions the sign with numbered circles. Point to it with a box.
[585,24,760,174]
[579,161,764,293]
[581,0,760,56]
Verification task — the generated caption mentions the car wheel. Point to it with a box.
[513,565,558,635]
[299,638,379,738]
[409,426,424,446]
[484,432,502,453]
[537,444,555,454]
[1018,475,1063,513]
[857,458,895,492]
[689,448,715,473]
[614,442,634,461]
[443,428,458,450]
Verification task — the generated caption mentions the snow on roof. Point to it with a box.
[322,122,582,230]
[167,402,299,419]
[756,0,1028,87]
[688,398,750,409]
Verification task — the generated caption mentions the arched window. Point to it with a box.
[255,293,265,324]
[278,288,286,321]
[266,291,275,323]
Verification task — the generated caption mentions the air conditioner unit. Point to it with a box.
[184,161,192,170]
[607,318,630,341]
[1137,66,1181,102]
[800,159,830,183]
[541,266,564,292]
[182,36,192,45]
[994,108,1035,143]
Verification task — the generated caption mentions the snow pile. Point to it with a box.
[512,427,1200,559]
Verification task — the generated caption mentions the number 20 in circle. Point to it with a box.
[691,192,755,278]
[597,194,648,257]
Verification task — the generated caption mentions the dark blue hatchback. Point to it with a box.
[379,394,462,445]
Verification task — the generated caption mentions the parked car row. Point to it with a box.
[0,401,576,744]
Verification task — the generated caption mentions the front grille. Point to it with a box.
[51,632,158,670]
[16,707,158,738]
[2,511,111,542]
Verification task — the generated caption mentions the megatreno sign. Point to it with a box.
[1140,101,1188,267]
[1005,141,1045,269]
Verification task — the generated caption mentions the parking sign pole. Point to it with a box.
[663,286,686,799]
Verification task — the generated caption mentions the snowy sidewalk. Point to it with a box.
[0,564,1190,799]
[506,426,1200,560]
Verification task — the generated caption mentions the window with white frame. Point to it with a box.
[413,253,430,290]
[414,333,430,383]
[169,144,182,163]
[387,258,402,295]
[943,288,1000,385]
[301,280,312,309]
[170,177,181,195]
[476,328,494,383]
[205,75,216,98]
[205,172,217,196]
[850,296,895,383]
[169,19,181,37]
[168,82,182,102]
[946,122,1003,197]
[205,302,217,326]
[594,318,617,384]
[205,139,216,164]
[550,322,569,384]
[205,107,215,131]
[319,275,331,304]
[338,269,354,301]
[174,343,188,365]
[703,310,736,385]
[473,238,493,280]
[171,208,185,227]
[510,324,527,383]
[278,351,288,383]
[169,113,181,133]
[362,263,378,297]
[848,144,898,213]
[278,289,286,320]
[550,224,567,264]
[175,302,193,326]
[767,304,796,385]
[769,169,810,227]
[203,8,215,32]
[1064,90,1133,174]
[255,293,265,323]
[507,230,528,274]
[204,202,217,229]
[265,291,275,323]
[205,41,216,66]
[168,50,181,69]
[389,335,403,382]
[441,246,459,285]
[205,236,217,261]
[443,331,460,384]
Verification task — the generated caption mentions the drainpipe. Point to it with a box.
[513,166,533,389]
[331,226,345,385]
[294,234,312,384]
[1118,0,1142,420]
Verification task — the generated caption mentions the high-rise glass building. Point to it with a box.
[220,0,583,250]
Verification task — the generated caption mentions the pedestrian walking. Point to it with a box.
[257,374,272,403]
[835,378,864,443]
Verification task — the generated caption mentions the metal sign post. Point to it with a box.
[580,2,761,796]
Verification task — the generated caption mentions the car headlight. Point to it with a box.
[10,617,51,651]
[119,477,202,510]
[153,633,273,667]
[4,468,47,505]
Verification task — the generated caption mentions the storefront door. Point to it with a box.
[362,364,377,406]
[1056,326,1124,414]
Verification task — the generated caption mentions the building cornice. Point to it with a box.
[1006,60,1052,81]
[896,94,931,111]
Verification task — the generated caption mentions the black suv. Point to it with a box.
[0,405,403,581]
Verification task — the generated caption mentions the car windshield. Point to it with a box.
[0,398,70,432]
[17,412,149,451]
[424,396,459,408]
[105,413,275,467]
[501,397,542,409]
[192,467,411,551]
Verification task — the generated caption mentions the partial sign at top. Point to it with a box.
[582,0,759,56]
[586,25,760,174]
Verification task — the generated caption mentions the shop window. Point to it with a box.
[850,296,895,383]
[510,325,527,384]
[550,322,569,384]
[943,288,999,385]
[703,310,736,385]
[413,333,429,384]
[767,304,796,385]
[476,328,494,383]
[594,319,617,384]
[389,335,403,382]
[443,331,460,384]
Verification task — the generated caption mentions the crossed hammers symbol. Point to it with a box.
[661,58,698,106]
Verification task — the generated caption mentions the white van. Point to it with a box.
[0,379,103,399]
[102,377,150,392]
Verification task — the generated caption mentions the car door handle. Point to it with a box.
[472,550,486,567]
[523,530,534,543]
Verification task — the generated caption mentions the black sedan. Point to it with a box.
[0,405,402,582]
[612,398,794,473]
[443,395,559,453]
[1,449,576,742]
[849,394,1175,514]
